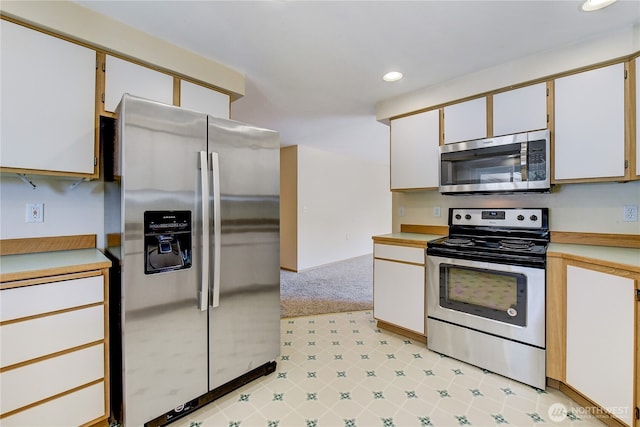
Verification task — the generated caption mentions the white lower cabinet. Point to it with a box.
[2,382,105,427]
[566,265,635,426]
[373,244,425,336]
[0,273,108,426]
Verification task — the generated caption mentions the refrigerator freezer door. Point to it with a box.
[207,117,281,390]
[118,95,209,426]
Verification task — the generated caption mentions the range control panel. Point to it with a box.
[450,208,546,229]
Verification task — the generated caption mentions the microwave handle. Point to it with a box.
[520,141,528,182]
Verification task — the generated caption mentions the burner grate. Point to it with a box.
[499,239,534,250]
[443,238,474,246]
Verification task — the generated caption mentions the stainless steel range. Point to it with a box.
[426,208,549,389]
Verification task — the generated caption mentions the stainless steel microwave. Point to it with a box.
[439,129,550,194]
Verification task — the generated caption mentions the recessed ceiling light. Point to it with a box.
[581,0,617,11]
[383,71,403,82]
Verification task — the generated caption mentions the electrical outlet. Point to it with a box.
[433,206,441,217]
[623,205,638,222]
[26,203,44,223]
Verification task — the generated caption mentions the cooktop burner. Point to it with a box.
[500,239,535,250]
[427,208,550,268]
[443,238,473,246]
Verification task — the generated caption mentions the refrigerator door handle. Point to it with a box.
[199,151,210,312]
[210,152,221,308]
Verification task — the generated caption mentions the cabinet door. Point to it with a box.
[373,259,425,334]
[180,80,230,119]
[104,55,173,112]
[0,344,104,415]
[0,21,96,175]
[1,306,104,367]
[493,83,547,136]
[554,63,625,180]
[0,275,103,322]
[566,265,634,426]
[443,97,486,144]
[390,110,440,190]
[2,382,105,427]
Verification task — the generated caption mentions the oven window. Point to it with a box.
[440,264,527,326]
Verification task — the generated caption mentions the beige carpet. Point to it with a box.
[280,255,373,318]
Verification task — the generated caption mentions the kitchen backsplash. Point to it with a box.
[393,180,640,235]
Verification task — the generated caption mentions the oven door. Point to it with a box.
[427,254,545,347]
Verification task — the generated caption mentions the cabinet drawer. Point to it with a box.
[1,305,104,368]
[374,244,424,264]
[1,381,105,427]
[0,344,104,415]
[0,275,103,322]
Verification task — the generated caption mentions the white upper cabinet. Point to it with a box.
[390,110,440,190]
[554,63,625,180]
[443,97,486,144]
[180,80,230,119]
[104,55,173,112]
[0,21,96,175]
[493,83,547,136]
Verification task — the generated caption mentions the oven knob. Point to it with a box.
[517,215,525,221]
[455,214,462,220]
[530,214,538,221]
[465,214,471,220]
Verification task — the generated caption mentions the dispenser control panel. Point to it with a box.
[144,210,192,274]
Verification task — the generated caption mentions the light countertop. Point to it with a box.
[372,233,445,248]
[547,243,640,273]
[0,248,111,284]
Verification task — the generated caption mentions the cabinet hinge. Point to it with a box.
[94,157,98,167]
[102,93,105,103]
[546,88,549,96]
[546,114,549,123]
[625,159,629,169]
[95,59,99,70]
[102,62,106,72]
[635,406,640,420]
[636,289,640,302]
[624,69,628,79]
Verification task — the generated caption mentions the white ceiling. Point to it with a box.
[76,0,640,164]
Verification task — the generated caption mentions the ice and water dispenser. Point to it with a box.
[144,211,192,274]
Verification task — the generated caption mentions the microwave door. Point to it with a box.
[440,143,525,193]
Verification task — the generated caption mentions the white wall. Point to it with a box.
[0,175,105,247]
[297,145,391,270]
[393,181,640,235]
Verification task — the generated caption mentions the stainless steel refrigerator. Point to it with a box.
[104,94,280,426]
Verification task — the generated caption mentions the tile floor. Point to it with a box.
[170,311,604,427]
